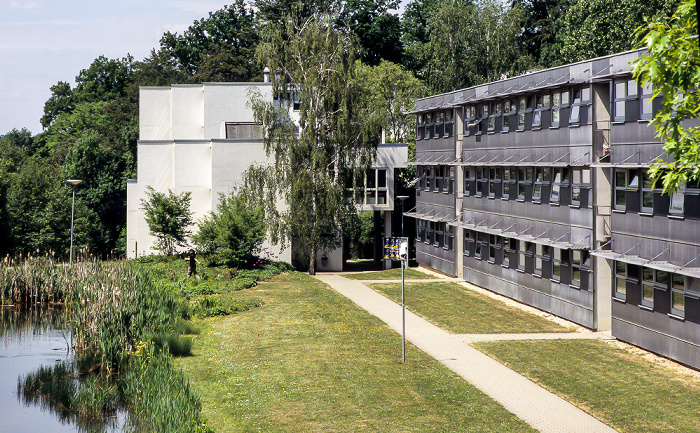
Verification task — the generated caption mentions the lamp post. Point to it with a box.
[67,179,82,264]
[395,195,409,363]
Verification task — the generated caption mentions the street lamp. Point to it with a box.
[396,195,409,237]
[67,179,82,264]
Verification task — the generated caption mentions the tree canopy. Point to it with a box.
[632,0,700,193]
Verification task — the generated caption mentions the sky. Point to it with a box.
[0,0,230,135]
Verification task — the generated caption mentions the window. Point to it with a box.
[518,96,529,130]
[552,248,565,282]
[571,250,590,288]
[434,166,442,192]
[518,167,532,200]
[642,267,655,308]
[464,167,472,196]
[489,167,501,198]
[426,113,434,139]
[503,238,515,268]
[435,111,444,138]
[465,106,476,136]
[443,166,454,193]
[225,122,263,139]
[615,261,628,300]
[444,225,454,250]
[669,183,686,216]
[416,114,424,140]
[550,169,564,204]
[476,167,487,197]
[535,244,549,277]
[532,94,550,128]
[502,167,515,199]
[671,274,685,317]
[488,103,498,132]
[434,222,444,247]
[475,234,484,259]
[425,221,434,244]
[533,168,550,202]
[641,170,655,213]
[444,110,453,137]
[417,219,426,243]
[488,235,499,262]
[464,230,474,256]
[571,168,590,206]
[518,241,527,271]
[570,87,590,124]
[614,79,637,122]
[551,91,566,127]
[503,100,514,132]
[641,82,653,120]
[614,170,627,210]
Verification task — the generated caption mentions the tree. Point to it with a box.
[160,0,259,82]
[354,60,427,143]
[401,0,439,75]
[141,187,194,255]
[512,0,573,68]
[632,0,700,193]
[425,0,532,93]
[558,0,676,64]
[338,0,403,66]
[192,193,266,266]
[243,12,375,274]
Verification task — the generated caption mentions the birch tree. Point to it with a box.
[243,12,375,274]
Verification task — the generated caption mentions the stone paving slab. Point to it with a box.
[314,273,618,433]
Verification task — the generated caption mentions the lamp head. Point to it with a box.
[67,179,83,186]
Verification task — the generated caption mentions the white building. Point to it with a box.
[126,79,407,271]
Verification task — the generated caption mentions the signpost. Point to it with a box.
[384,236,409,362]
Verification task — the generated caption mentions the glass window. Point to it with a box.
[489,167,501,198]
[572,250,590,288]
[476,167,487,197]
[444,110,453,137]
[435,111,444,138]
[552,92,562,126]
[464,230,472,255]
[671,274,685,317]
[642,267,654,308]
[551,169,563,203]
[614,79,627,122]
[518,241,527,271]
[669,184,685,215]
[614,170,627,211]
[615,261,627,300]
[464,167,472,196]
[572,168,590,206]
[552,248,563,281]
[641,82,653,119]
[416,114,423,140]
[641,170,655,213]
[489,235,498,262]
[502,167,515,199]
[518,96,528,129]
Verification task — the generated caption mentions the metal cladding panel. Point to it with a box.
[418,190,455,208]
[419,136,457,153]
[462,263,594,328]
[417,245,456,276]
[462,196,592,229]
[611,218,700,262]
[612,301,700,370]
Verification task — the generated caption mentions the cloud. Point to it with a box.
[0,0,41,9]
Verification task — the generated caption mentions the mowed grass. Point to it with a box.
[343,267,438,280]
[175,272,536,433]
[368,282,572,334]
[475,339,700,433]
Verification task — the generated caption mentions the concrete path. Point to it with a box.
[314,273,618,433]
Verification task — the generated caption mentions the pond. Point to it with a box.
[0,307,124,433]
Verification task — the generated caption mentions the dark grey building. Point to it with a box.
[409,49,700,369]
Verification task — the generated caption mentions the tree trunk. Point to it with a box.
[308,248,316,275]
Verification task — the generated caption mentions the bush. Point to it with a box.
[192,193,265,267]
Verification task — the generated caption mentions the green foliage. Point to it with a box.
[632,0,700,193]
[512,0,573,68]
[141,186,194,256]
[244,12,376,274]
[338,0,403,66]
[558,0,676,64]
[424,0,533,93]
[192,193,266,267]
[355,60,427,143]
[160,0,259,82]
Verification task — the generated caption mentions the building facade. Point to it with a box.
[410,49,700,369]
[126,80,407,271]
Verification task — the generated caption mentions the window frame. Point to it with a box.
[571,168,590,207]
[502,167,515,199]
[488,167,501,198]
[614,261,628,300]
[476,167,488,197]
[569,87,590,124]
[444,109,453,138]
[571,250,590,289]
[550,168,564,204]
[614,169,627,211]
[671,274,686,318]
[534,243,550,277]
[640,82,654,120]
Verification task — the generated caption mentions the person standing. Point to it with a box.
[185,249,201,279]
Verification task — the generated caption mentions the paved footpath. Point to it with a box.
[314,273,618,433]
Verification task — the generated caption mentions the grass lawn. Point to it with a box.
[175,272,536,433]
[475,339,700,433]
[342,267,437,280]
[368,282,572,334]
